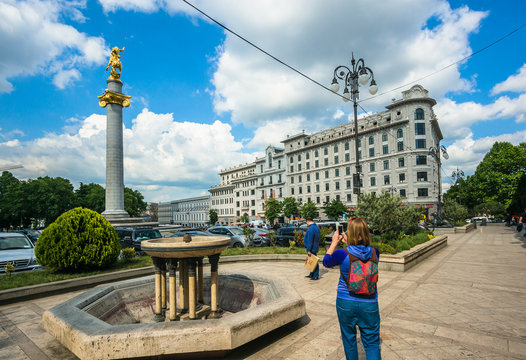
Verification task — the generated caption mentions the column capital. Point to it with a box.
[98,89,131,108]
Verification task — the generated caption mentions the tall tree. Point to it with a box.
[282,197,299,222]
[209,209,218,225]
[264,198,282,224]
[322,198,347,220]
[75,183,105,213]
[0,171,22,229]
[124,187,147,217]
[300,201,319,220]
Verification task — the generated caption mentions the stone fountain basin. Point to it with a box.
[42,272,306,359]
[141,236,230,258]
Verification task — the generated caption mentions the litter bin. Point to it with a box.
[481,218,487,226]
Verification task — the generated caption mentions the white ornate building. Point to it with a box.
[255,146,287,219]
[281,85,443,216]
[157,196,210,227]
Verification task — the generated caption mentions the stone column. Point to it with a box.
[197,258,204,303]
[98,79,131,219]
[208,254,221,319]
[187,259,197,320]
[152,257,165,322]
[166,259,179,321]
[178,261,187,313]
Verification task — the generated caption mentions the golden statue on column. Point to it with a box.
[106,46,125,80]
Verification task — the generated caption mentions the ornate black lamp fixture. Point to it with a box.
[428,145,449,225]
[330,53,378,201]
[451,167,465,204]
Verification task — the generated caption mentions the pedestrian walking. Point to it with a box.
[303,217,320,280]
[323,217,381,360]
[519,208,526,237]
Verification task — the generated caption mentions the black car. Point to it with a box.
[115,227,162,252]
[274,227,300,247]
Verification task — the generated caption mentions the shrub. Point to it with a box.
[293,230,305,248]
[371,242,395,254]
[319,226,333,247]
[35,207,120,272]
[413,231,431,245]
[121,247,136,262]
[395,238,412,252]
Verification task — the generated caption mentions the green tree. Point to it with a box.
[300,201,319,220]
[26,176,76,227]
[474,200,506,218]
[0,171,23,229]
[455,142,526,212]
[124,187,147,217]
[282,197,299,222]
[209,209,218,225]
[322,198,347,220]
[238,212,249,223]
[264,198,282,224]
[444,198,469,224]
[75,183,105,213]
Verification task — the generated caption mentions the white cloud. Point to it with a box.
[0,0,107,93]
[0,109,258,201]
[245,116,306,149]
[333,109,345,120]
[436,92,526,140]
[491,63,526,95]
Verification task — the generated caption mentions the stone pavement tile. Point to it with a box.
[381,348,402,359]
[381,318,437,336]
[391,348,430,359]
[15,319,76,360]
[284,337,342,360]
[0,344,30,360]
[509,340,526,357]
[434,326,509,353]
[440,344,502,359]
[420,346,462,360]
[316,322,341,341]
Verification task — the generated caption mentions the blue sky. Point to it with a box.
[0,0,525,202]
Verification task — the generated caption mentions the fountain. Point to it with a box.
[42,234,306,359]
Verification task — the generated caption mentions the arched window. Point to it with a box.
[397,129,403,138]
[415,108,424,120]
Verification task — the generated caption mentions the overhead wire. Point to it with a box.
[183,0,526,106]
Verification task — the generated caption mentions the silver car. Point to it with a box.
[0,232,41,273]
[205,226,247,248]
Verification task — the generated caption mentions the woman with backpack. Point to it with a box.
[323,217,381,360]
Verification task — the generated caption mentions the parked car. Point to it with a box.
[250,228,271,247]
[115,227,162,252]
[274,227,299,247]
[171,230,214,237]
[12,229,41,244]
[206,226,247,248]
[0,232,42,273]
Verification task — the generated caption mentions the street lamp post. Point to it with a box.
[330,53,378,203]
[428,145,449,225]
[451,167,465,204]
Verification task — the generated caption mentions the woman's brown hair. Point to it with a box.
[346,217,372,246]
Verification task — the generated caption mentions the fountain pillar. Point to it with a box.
[161,268,166,311]
[187,259,197,320]
[152,257,165,322]
[197,258,204,303]
[209,254,220,318]
[166,259,179,321]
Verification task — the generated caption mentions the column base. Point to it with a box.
[153,313,165,322]
[102,209,130,219]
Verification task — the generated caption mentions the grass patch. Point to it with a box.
[372,231,435,254]
[0,256,152,291]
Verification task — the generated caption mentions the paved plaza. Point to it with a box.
[1,224,526,359]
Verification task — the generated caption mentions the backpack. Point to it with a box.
[341,248,379,296]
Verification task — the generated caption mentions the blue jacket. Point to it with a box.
[303,223,320,254]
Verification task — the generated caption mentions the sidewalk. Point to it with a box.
[1,225,525,359]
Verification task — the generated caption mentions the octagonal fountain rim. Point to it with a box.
[140,236,231,258]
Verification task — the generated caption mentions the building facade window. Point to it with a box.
[369,148,375,157]
[384,175,390,185]
[383,160,389,170]
[369,136,374,145]
[417,188,428,197]
[315,150,319,157]
[324,158,329,166]
[415,139,426,149]
[417,172,428,182]
[315,159,319,168]
[316,184,320,192]
[370,177,376,186]
[325,183,330,191]
[383,145,389,154]
[325,170,329,178]
[346,167,351,175]
[382,133,388,142]
[345,153,350,161]
[398,157,405,167]
[335,182,340,190]
[416,155,427,165]
[316,172,320,180]
[346,180,351,189]
[334,144,338,152]
[400,189,406,198]
[324,147,328,155]
[397,129,403,138]
[334,155,339,164]
[415,108,425,120]
[370,162,375,172]
[415,123,426,135]
[335,169,340,177]
[399,173,406,183]
[345,142,349,150]
[397,141,404,151]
